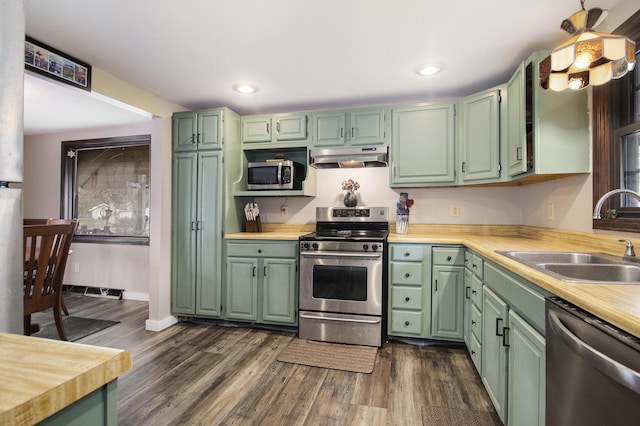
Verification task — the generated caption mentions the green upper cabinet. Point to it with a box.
[312,110,348,147]
[311,107,387,147]
[507,50,590,179]
[390,102,456,186]
[173,109,223,151]
[275,114,308,141]
[241,113,308,147]
[242,115,272,144]
[507,62,528,176]
[459,88,502,183]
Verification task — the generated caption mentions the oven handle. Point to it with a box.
[300,251,382,260]
[299,312,381,324]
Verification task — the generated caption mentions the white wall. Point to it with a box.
[255,167,523,225]
[23,122,154,300]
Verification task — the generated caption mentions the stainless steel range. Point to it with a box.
[298,206,389,347]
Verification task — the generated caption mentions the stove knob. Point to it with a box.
[302,243,310,250]
[312,243,319,250]
[372,244,378,252]
[362,244,369,251]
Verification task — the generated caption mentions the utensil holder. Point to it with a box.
[245,215,262,233]
[396,214,409,234]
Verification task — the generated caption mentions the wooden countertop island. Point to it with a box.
[0,333,132,426]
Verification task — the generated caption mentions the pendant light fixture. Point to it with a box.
[539,0,636,91]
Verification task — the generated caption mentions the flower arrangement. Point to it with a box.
[341,179,360,192]
[396,192,414,215]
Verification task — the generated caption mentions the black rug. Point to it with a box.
[31,315,119,342]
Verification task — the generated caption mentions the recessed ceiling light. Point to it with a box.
[234,84,258,94]
[416,64,443,76]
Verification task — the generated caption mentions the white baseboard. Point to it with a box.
[145,315,178,332]
[122,291,150,301]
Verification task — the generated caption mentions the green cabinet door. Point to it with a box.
[349,108,386,146]
[173,112,198,152]
[507,62,528,177]
[171,152,198,314]
[463,267,473,348]
[242,115,272,143]
[196,151,222,316]
[173,110,223,151]
[460,89,501,182]
[481,286,509,423]
[262,258,297,324]
[507,310,545,426]
[312,111,347,147]
[199,109,223,149]
[275,114,307,141]
[225,257,259,321]
[391,103,456,185]
[431,265,464,340]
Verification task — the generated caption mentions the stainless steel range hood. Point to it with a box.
[309,146,388,168]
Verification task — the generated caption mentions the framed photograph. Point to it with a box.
[25,36,91,91]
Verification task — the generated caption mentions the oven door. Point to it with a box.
[299,250,383,316]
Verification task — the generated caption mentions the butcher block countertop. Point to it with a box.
[227,223,640,339]
[0,333,132,426]
[390,224,640,339]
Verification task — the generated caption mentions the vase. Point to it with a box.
[343,190,358,207]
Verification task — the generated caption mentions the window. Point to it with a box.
[61,135,151,244]
[593,10,640,232]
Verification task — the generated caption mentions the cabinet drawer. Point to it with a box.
[391,287,423,310]
[226,242,296,258]
[391,245,424,261]
[465,251,473,270]
[471,253,484,278]
[468,332,482,374]
[470,303,482,343]
[390,310,423,335]
[391,262,423,285]
[432,247,465,266]
[470,274,483,310]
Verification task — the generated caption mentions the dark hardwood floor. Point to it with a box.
[45,294,499,425]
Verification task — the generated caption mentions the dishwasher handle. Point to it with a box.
[548,310,640,394]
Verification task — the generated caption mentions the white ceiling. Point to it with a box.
[23,0,632,135]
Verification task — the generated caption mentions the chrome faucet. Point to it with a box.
[619,239,636,258]
[593,189,640,219]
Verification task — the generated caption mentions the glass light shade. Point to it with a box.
[540,32,636,91]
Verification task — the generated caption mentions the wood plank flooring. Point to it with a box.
[42,294,499,425]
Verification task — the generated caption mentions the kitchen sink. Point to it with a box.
[496,250,640,284]
[537,263,640,284]
[499,251,620,265]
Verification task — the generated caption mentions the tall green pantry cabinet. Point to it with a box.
[171,108,241,317]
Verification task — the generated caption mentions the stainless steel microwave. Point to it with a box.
[247,160,305,190]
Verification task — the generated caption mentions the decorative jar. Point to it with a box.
[396,214,409,234]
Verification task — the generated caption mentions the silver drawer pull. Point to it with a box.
[299,312,381,324]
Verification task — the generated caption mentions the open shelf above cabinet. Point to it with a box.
[231,147,317,197]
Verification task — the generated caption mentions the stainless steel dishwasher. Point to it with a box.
[546,297,640,425]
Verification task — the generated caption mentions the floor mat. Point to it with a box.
[277,338,377,373]
[31,315,119,342]
[422,406,502,426]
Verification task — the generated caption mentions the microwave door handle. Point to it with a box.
[300,251,382,260]
[277,162,282,185]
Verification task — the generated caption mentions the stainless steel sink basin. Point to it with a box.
[499,251,619,265]
[537,263,640,284]
[496,250,640,284]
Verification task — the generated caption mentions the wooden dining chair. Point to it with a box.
[23,221,77,341]
[45,218,79,316]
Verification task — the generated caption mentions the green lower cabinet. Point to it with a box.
[507,310,545,426]
[481,277,546,426]
[431,265,465,340]
[225,257,259,321]
[224,241,298,326]
[481,287,509,421]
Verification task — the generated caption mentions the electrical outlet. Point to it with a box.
[548,203,555,221]
[281,206,288,217]
[74,262,80,273]
[450,205,460,217]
